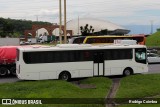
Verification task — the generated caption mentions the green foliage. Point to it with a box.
[80,24,95,36]
[0,77,111,107]
[146,31,160,46]
[116,74,160,99]
[0,17,52,37]
[0,77,111,98]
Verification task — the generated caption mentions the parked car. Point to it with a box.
[20,41,25,45]
[147,53,160,64]
[147,49,158,54]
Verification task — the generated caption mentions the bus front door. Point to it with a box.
[93,52,104,76]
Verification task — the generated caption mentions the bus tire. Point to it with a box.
[123,68,133,76]
[10,66,16,75]
[0,67,8,76]
[59,71,71,81]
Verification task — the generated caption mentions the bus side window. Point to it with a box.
[87,38,91,44]
[101,38,105,43]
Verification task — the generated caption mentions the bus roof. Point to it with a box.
[18,44,146,52]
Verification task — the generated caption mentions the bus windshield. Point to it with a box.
[135,48,147,64]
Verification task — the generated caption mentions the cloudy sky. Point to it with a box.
[0,0,160,26]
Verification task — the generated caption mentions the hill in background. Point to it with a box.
[146,31,160,46]
[0,17,52,37]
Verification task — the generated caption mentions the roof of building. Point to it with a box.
[67,18,130,35]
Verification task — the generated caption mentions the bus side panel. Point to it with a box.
[18,61,93,80]
[23,72,40,80]
[132,64,148,74]
[56,61,93,78]
[104,60,134,75]
[40,72,57,80]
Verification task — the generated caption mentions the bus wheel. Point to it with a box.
[123,68,133,76]
[0,67,8,76]
[59,71,71,81]
[10,67,16,75]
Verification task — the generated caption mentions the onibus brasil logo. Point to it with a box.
[2,99,42,105]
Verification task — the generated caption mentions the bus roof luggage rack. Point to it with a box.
[113,44,122,46]
[56,44,92,48]
[32,45,51,48]
[98,44,111,46]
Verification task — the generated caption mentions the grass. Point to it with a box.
[146,31,160,46]
[116,74,160,98]
[0,77,112,107]
[115,74,160,105]
[0,77,111,98]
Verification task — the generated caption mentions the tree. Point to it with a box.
[0,17,52,37]
[80,24,94,36]
[3,21,14,37]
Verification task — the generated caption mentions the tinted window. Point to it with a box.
[104,49,132,60]
[23,49,133,64]
[86,37,114,44]
[16,49,19,61]
[23,50,93,64]
[73,37,85,44]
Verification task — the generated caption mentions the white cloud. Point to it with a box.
[38,9,59,16]
[0,0,160,25]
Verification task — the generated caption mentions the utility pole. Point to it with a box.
[78,16,79,35]
[59,0,62,44]
[36,15,39,37]
[36,15,38,22]
[150,20,154,34]
[64,0,67,43]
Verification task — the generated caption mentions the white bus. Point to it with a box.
[16,44,148,80]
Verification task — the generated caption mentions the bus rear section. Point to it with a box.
[82,35,146,45]
[16,44,148,80]
[16,48,21,78]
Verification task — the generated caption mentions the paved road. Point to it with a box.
[148,64,160,74]
[0,64,160,84]
[0,76,19,83]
